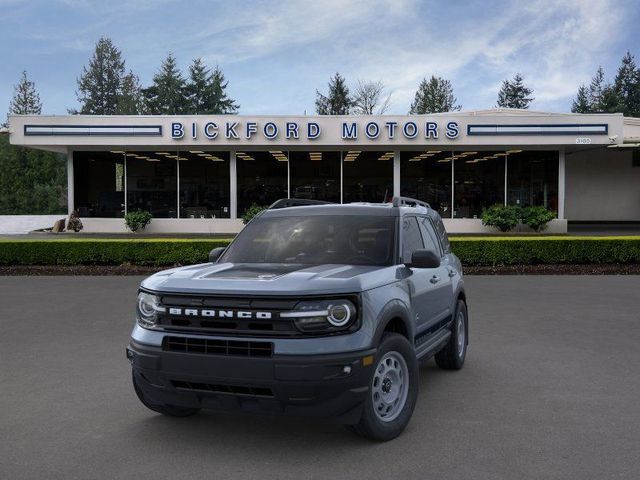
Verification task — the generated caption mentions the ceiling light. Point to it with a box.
[495,153,507,156]
[156,152,171,156]
[427,150,442,154]
[135,156,149,159]
[110,150,125,154]
[189,151,204,154]
[437,159,451,163]
[506,149,523,154]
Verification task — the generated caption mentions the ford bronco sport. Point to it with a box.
[127,196,468,441]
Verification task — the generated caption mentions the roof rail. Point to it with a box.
[391,196,431,209]
[268,198,334,209]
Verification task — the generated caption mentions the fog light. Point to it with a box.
[343,365,352,374]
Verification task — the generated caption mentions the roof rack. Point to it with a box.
[268,198,333,209]
[391,196,431,209]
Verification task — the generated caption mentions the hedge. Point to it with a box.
[0,239,233,266]
[0,236,639,266]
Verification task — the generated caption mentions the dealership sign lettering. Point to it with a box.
[170,120,460,141]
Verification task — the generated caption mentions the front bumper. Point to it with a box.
[128,339,376,424]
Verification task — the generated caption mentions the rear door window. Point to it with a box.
[418,217,442,256]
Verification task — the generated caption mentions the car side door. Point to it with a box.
[401,216,445,335]
[417,216,453,329]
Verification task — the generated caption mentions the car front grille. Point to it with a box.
[156,295,301,337]
[170,380,274,398]
[163,336,273,357]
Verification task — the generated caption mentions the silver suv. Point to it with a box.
[127,197,468,441]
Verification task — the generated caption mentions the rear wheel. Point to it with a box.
[132,371,200,417]
[348,333,418,441]
[435,299,468,370]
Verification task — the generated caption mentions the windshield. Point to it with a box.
[220,215,397,266]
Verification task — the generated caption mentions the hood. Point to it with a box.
[141,262,399,295]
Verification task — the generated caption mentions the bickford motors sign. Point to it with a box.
[170,119,461,141]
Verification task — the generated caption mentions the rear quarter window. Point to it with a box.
[433,216,451,254]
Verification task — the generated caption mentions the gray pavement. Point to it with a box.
[0,276,639,480]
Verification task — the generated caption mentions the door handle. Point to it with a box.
[430,275,440,284]
[448,268,457,278]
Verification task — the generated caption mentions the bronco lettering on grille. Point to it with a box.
[167,308,272,319]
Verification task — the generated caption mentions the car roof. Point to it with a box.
[260,202,438,218]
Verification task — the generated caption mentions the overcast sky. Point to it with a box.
[1,0,639,116]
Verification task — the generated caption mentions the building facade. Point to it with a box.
[9,109,640,233]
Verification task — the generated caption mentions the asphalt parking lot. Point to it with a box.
[1,276,639,480]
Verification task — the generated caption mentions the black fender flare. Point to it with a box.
[371,299,415,347]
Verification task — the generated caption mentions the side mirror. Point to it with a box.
[407,249,440,269]
[209,247,226,263]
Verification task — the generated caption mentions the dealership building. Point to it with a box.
[8,109,640,233]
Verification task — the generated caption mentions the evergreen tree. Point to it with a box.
[409,76,461,114]
[496,73,534,109]
[588,66,606,111]
[74,37,125,114]
[117,70,143,115]
[614,51,640,117]
[8,70,42,116]
[315,73,352,115]
[571,85,591,113]
[185,59,239,114]
[143,53,188,114]
[209,65,239,114]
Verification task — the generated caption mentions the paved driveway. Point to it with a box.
[0,276,638,480]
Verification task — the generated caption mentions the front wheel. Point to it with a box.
[348,333,419,441]
[435,299,468,370]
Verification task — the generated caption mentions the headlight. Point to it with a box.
[136,292,165,328]
[282,299,358,334]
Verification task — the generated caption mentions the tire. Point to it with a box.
[348,333,419,441]
[435,299,468,370]
[132,371,200,417]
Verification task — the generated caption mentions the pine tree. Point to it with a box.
[315,73,352,115]
[496,73,534,109]
[209,65,239,114]
[74,37,125,114]
[8,70,42,116]
[409,76,461,114]
[117,70,143,115]
[614,51,640,117]
[185,60,239,114]
[143,53,188,115]
[571,85,591,113]
[588,66,606,111]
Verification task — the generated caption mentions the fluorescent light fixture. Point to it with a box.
[495,152,507,156]
[125,153,137,157]
[189,151,204,154]
[506,149,523,154]
[110,150,125,154]
[134,156,149,159]
[156,152,171,156]
[427,150,442,154]
[146,158,161,162]
[437,159,451,163]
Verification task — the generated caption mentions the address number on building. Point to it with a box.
[575,137,592,144]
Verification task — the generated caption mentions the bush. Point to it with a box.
[1,237,639,267]
[66,210,83,232]
[125,210,152,232]
[521,206,556,232]
[0,239,233,266]
[449,237,640,266]
[481,204,521,232]
[242,204,268,224]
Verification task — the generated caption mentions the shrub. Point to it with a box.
[242,204,268,224]
[66,210,83,232]
[522,206,556,232]
[0,239,233,266]
[1,237,639,267]
[481,204,521,232]
[125,210,152,232]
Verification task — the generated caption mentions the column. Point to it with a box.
[66,149,74,215]
[230,150,237,219]
[393,150,400,198]
[558,148,565,219]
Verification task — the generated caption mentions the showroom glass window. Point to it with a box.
[400,150,452,217]
[289,151,340,203]
[126,152,177,218]
[507,150,558,213]
[178,151,230,218]
[73,151,125,218]
[453,151,505,218]
[236,151,288,216]
[343,151,394,203]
